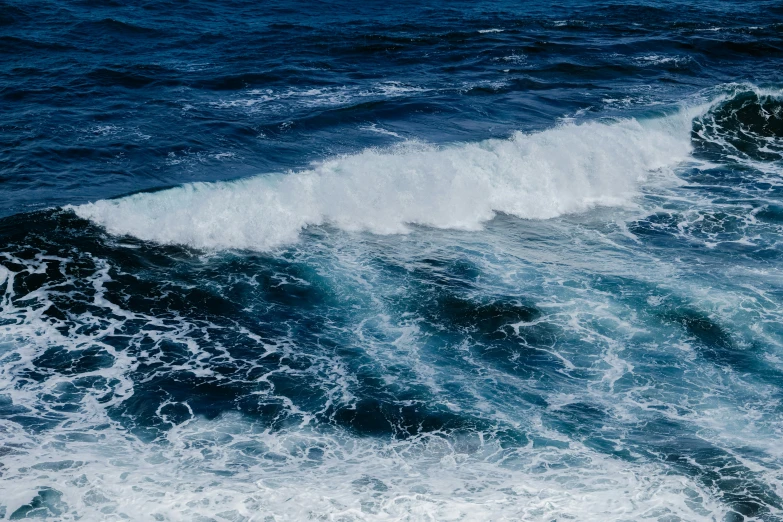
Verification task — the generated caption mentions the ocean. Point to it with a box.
[1,0,783,520]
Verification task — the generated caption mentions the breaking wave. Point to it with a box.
[70,96,735,251]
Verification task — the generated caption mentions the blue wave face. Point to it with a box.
[1,1,783,520]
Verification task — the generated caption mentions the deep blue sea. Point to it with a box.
[2,0,783,520]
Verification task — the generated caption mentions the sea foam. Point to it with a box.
[71,111,696,251]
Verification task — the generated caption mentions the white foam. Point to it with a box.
[359,123,403,138]
[0,410,729,522]
[211,82,431,114]
[70,111,697,251]
[493,52,526,64]
[634,54,690,67]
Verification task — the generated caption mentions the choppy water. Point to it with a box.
[2,1,783,520]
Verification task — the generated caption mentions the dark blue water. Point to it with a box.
[2,1,783,520]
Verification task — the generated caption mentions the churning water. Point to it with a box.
[2,1,783,520]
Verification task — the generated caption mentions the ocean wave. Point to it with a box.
[69,105,705,250]
[691,85,783,166]
[73,85,782,252]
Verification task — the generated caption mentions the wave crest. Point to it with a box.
[70,112,695,251]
